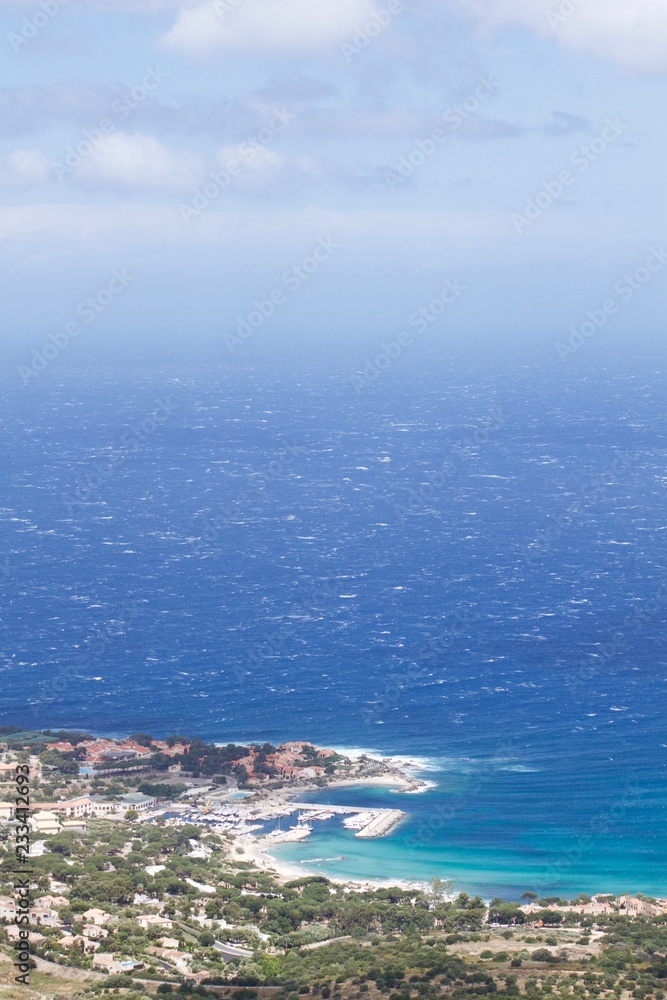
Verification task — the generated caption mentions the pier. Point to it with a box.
[354,808,405,839]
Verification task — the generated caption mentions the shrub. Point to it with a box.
[532,949,559,963]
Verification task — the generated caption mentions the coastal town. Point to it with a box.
[1,728,667,1000]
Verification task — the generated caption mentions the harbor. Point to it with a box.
[171,794,406,845]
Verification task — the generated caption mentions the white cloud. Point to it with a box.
[74,132,205,192]
[1,0,198,8]
[160,0,379,55]
[452,0,667,72]
[0,148,51,189]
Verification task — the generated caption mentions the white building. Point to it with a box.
[30,810,62,836]
[0,802,14,822]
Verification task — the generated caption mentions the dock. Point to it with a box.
[355,808,405,838]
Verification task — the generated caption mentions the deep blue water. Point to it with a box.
[1,352,666,898]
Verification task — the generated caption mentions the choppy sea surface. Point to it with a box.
[1,353,666,898]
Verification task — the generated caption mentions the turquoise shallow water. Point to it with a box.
[271,752,666,900]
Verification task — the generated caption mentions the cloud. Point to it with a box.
[542,110,591,137]
[160,0,380,55]
[450,0,667,72]
[73,133,205,193]
[0,148,51,189]
[254,75,339,104]
[2,0,198,8]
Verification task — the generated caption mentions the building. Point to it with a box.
[30,810,62,836]
[82,924,108,940]
[82,908,114,926]
[5,926,45,945]
[0,896,17,921]
[39,795,119,818]
[160,949,193,975]
[31,895,68,927]
[60,933,100,954]
[92,953,125,974]
[0,802,14,822]
[89,796,120,815]
[120,792,157,812]
[137,913,173,930]
[93,953,142,974]
[617,895,663,917]
[61,819,88,832]
[38,796,91,818]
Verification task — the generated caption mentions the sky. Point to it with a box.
[1,0,666,363]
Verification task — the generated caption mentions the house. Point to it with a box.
[159,936,180,949]
[30,901,61,927]
[92,953,125,974]
[5,926,45,945]
[30,810,62,836]
[93,953,142,974]
[161,948,193,974]
[0,896,17,921]
[300,766,325,779]
[82,924,108,940]
[618,895,662,917]
[82,908,114,926]
[60,933,100,954]
[45,741,77,753]
[0,802,14,822]
[137,913,173,930]
[48,879,70,894]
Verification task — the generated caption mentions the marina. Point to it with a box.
[172,796,407,846]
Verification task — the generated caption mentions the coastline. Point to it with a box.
[230,757,431,890]
[236,832,432,895]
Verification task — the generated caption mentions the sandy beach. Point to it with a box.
[226,757,433,890]
[236,833,433,894]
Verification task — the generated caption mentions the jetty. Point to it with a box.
[354,808,404,838]
[296,802,406,839]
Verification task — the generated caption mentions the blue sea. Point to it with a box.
[1,349,666,899]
